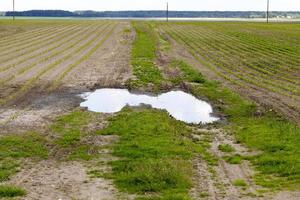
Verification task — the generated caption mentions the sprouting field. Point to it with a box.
[0,19,299,200]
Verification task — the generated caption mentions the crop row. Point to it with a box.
[49,24,117,91]
[0,23,113,105]
[180,27,298,83]
[208,24,300,62]
[173,24,299,72]
[0,24,65,46]
[0,24,80,62]
[0,24,69,52]
[169,26,300,90]
[163,26,300,100]
[0,24,103,86]
[0,24,93,72]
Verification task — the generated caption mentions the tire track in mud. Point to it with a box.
[190,128,265,200]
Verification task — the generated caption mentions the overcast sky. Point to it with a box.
[0,0,299,12]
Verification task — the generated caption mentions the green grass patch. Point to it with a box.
[0,132,48,159]
[224,154,243,164]
[51,110,102,160]
[199,192,210,198]
[233,179,247,187]
[191,82,300,190]
[130,22,163,87]
[165,56,300,190]
[170,60,205,84]
[218,144,235,153]
[0,132,48,181]
[51,110,93,147]
[98,108,203,199]
[0,185,26,198]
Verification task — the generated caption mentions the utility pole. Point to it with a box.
[266,0,270,23]
[13,0,15,21]
[166,2,169,22]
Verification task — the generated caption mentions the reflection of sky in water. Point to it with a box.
[80,89,219,124]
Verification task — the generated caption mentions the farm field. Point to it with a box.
[159,22,300,122]
[0,19,299,200]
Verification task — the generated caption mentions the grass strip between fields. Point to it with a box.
[129,22,164,88]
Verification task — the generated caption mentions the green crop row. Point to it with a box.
[173,27,300,94]
[165,26,300,99]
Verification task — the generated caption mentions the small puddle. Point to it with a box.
[80,88,219,124]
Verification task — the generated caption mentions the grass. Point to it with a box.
[218,144,235,153]
[51,110,103,161]
[224,154,243,164]
[199,192,209,198]
[191,79,300,190]
[0,185,26,198]
[147,31,299,190]
[233,179,247,187]
[0,132,48,182]
[51,110,91,147]
[170,60,205,84]
[98,108,201,199]
[129,21,300,191]
[129,22,163,88]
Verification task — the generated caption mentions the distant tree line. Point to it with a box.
[4,10,300,18]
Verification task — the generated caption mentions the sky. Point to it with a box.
[0,0,299,12]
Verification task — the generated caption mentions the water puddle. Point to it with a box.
[80,88,219,124]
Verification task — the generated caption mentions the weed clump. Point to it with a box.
[0,185,26,197]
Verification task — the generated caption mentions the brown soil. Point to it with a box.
[9,160,118,200]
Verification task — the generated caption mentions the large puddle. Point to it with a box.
[80,88,219,124]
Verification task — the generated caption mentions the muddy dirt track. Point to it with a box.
[0,20,299,200]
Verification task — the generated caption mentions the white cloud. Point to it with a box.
[0,0,299,11]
